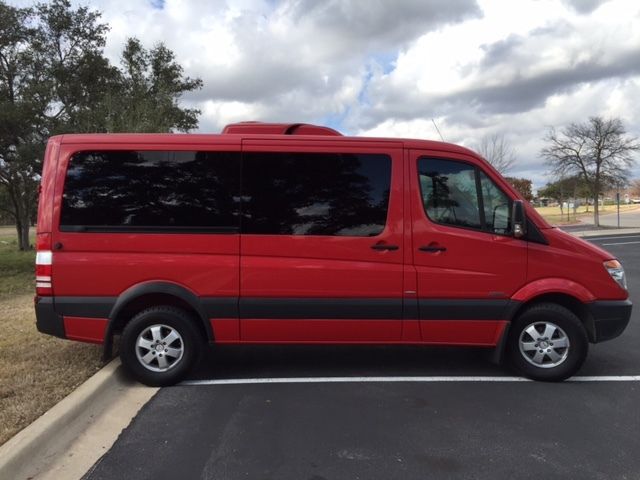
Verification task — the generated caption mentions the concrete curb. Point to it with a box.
[0,359,158,480]
[568,228,640,238]
[0,360,120,476]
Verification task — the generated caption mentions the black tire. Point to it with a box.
[507,303,589,381]
[120,306,202,386]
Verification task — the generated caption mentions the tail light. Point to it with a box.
[36,250,53,295]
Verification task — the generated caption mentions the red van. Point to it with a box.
[34,122,632,385]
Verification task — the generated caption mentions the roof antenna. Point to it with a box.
[431,118,445,142]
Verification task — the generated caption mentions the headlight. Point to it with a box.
[604,260,627,290]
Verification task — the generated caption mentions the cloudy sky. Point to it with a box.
[15,0,640,188]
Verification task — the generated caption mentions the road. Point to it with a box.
[563,206,640,231]
[592,206,640,228]
[84,236,640,480]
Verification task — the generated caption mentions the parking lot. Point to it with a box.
[85,235,640,480]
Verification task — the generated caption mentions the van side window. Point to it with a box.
[418,158,482,229]
[242,152,391,236]
[480,171,512,234]
[61,151,241,232]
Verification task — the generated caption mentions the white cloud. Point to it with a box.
[351,0,640,186]
[9,0,640,186]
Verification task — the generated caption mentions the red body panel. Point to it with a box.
[210,318,240,342]
[239,248,403,298]
[524,228,627,301]
[64,317,107,343]
[36,136,61,235]
[51,239,239,297]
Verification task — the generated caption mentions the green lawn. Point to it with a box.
[0,227,35,297]
[534,204,640,225]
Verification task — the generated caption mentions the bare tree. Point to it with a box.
[541,116,639,227]
[476,133,516,174]
[630,178,640,198]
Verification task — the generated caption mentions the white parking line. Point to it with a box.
[180,375,640,386]
[602,241,640,246]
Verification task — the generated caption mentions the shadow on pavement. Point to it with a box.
[187,344,508,381]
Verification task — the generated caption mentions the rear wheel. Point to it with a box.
[120,306,202,386]
[507,303,588,381]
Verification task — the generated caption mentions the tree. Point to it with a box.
[34,0,115,133]
[0,0,202,250]
[505,177,533,202]
[1,0,112,249]
[541,116,639,227]
[101,38,202,133]
[630,179,640,198]
[538,176,592,202]
[0,2,41,249]
[477,133,516,174]
[538,176,592,214]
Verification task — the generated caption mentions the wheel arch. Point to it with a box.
[509,292,595,342]
[103,281,212,360]
[493,285,596,364]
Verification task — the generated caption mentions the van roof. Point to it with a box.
[53,126,477,158]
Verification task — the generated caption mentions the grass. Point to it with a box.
[0,227,36,298]
[535,204,640,225]
[0,226,103,446]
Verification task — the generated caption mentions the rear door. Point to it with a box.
[409,150,527,345]
[239,139,404,342]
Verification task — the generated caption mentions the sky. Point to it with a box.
[12,0,640,189]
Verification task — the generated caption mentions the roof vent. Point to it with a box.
[221,122,342,136]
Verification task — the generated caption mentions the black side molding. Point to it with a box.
[35,296,66,339]
[417,299,521,321]
[240,298,402,320]
[54,297,116,318]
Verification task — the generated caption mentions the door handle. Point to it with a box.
[419,245,447,253]
[371,243,399,251]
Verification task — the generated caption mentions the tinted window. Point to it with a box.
[242,152,391,236]
[61,151,240,231]
[418,158,482,229]
[480,171,512,234]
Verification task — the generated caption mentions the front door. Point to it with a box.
[409,150,527,345]
[239,141,404,342]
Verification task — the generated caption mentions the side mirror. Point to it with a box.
[512,200,527,239]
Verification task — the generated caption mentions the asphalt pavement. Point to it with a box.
[595,207,640,228]
[84,235,640,480]
[562,206,640,231]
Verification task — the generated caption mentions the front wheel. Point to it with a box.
[120,306,202,386]
[507,303,589,381]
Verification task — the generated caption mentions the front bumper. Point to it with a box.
[587,299,632,343]
[35,296,66,339]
